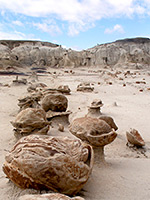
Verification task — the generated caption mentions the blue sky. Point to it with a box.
[0,0,150,50]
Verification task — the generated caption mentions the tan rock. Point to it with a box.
[58,124,64,132]
[126,128,145,147]
[99,115,118,130]
[77,83,94,92]
[3,135,94,196]
[57,85,71,95]
[86,99,103,117]
[11,108,50,138]
[69,116,117,163]
[18,93,41,111]
[41,94,68,112]
[18,193,85,200]
[46,110,71,126]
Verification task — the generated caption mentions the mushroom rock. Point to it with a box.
[18,193,85,200]
[86,99,103,117]
[77,83,94,92]
[3,135,94,196]
[126,128,145,147]
[99,115,118,130]
[69,116,117,163]
[41,94,68,112]
[11,108,50,139]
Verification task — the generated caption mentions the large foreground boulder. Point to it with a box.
[3,135,94,195]
[18,193,84,200]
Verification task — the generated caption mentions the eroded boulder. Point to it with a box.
[41,94,68,112]
[3,135,94,195]
[18,193,85,200]
[69,116,117,163]
[11,108,50,138]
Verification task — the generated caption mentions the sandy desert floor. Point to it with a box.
[0,66,150,200]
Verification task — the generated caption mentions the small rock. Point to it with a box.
[58,124,64,132]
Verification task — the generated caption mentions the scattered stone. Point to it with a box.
[11,108,50,138]
[139,89,143,92]
[126,128,145,147]
[12,76,27,85]
[108,82,112,85]
[58,123,64,132]
[112,102,118,107]
[135,81,146,84]
[3,135,94,196]
[57,85,71,95]
[77,83,94,92]
[27,83,47,93]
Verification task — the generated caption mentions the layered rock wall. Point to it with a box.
[0,38,150,70]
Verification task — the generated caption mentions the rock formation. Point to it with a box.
[69,116,117,163]
[0,38,150,70]
[3,135,94,195]
[18,193,85,200]
[11,108,50,138]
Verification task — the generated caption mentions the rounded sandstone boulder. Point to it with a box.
[41,94,68,112]
[3,135,94,196]
[11,108,50,137]
[18,193,85,200]
[69,116,116,146]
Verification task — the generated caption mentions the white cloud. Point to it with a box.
[0,28,40,41]
[105,24,125,34]
[33,22,62,36]
[0,0,149,35]
[0,0,146,22]
[12,20,24,26]
[0,30,25,40]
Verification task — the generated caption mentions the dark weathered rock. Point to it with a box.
[41,94,68,112]
[3,135,94,195]
[18,93,41,111]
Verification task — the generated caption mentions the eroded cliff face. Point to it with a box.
[0,38,150,71]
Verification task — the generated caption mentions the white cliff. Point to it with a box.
[0,37,150,71]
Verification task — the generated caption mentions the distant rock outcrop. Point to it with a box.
[0,37,150,70]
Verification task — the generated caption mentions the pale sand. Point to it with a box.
[0,67,150,200]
